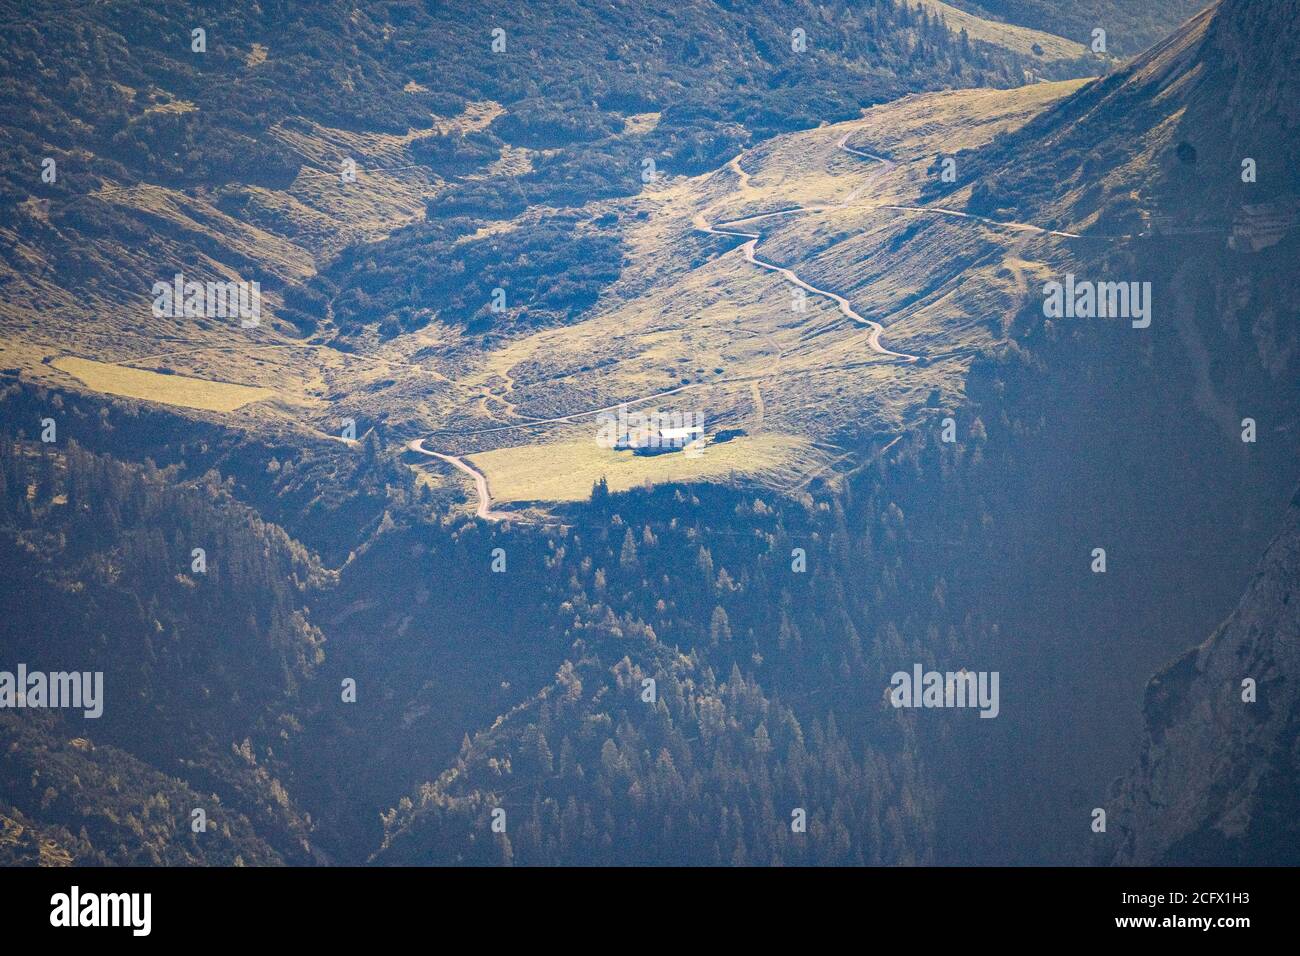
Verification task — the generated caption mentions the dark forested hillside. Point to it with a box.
[0,434,327,864]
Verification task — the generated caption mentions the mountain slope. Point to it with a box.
[914,0,1086,60]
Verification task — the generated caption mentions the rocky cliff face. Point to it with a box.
[1107,487,1300,864]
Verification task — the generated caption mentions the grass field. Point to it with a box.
[469,434,822,502]
[916,0,1088,61]
[52,357,275,412]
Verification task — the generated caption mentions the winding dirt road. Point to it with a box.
[881,203,1084,239]
[408,438,503,520]
[695,206,921,362]
[694,143,921,364]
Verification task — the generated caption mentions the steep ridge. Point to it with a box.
[934,0,1300,236]
[0,437,327,864]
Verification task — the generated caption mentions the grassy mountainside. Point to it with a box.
[0,0,1097,476]
[945,0,1208,55]
[1,0,1061,323]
